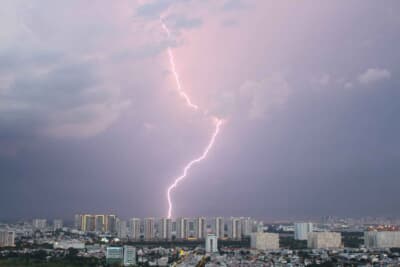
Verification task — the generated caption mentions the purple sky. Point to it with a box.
[1,0,400,221]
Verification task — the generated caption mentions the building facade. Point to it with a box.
[105,215,117,233]
[123,245,136,266]
[117,220,129,239]
[53,240,85,250]
[205,234,218,253]
[0,231,15,247]
[365,231,400,248]
[250,233,279,250]
[144,218,155,241]
[229,217,242,240]
[106,247,123,265]
[307,232,342,249]
[74,214,117,233]
[159,218,172,240]
[128,218,141,240]
[240,217,254,237]
[195,217,206,239]
[213,217,224,239]
[176,217,188,240]
[294,222,313,240]
[95,215,105,232]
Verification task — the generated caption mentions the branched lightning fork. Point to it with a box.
[161,19,224,219]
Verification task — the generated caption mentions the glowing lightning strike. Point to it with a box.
[161,18,224,219]
[166,48,199,110]
[162,21,198,110]
[167,118,223,219]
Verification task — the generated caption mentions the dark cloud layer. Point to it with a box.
[1,1,400,221]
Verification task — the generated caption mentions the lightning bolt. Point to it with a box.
[167,118,223,219]
[166,47,199,110]
[161,19,224,219]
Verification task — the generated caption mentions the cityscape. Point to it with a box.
[1,0,400,266]
[3,216,400,266]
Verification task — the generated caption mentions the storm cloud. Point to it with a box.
[1,0,400,221]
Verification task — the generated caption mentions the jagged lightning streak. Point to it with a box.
[162,22,198,110]
[161,19,223,219]
[167,118,223,218]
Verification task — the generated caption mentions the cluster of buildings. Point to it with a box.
[32,218,63,231]
[293,222,341,249]
[74,214,117,233]
[4,216,400,266]
[74,214,262,241]
[294,222,400,250]
[0,218,66,248]
[177,247,400,266]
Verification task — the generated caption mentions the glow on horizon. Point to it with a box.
[161,18,224,219]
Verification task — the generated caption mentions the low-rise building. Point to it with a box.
[53,240,85,250]
[123,245,136,266]
[106,246,124,265]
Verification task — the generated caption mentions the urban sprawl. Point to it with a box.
[2,215,400,266]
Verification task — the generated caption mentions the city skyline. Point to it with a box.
[1,0,400,221]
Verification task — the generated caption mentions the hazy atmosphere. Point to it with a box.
[1,0,400,221]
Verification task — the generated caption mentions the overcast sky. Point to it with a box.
[1,0,400,221]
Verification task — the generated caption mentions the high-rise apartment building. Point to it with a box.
[294,222,313,240]
[128,218,141,240]
[159,218,172,240]
[95,215,105,232]
[213,217,224,239]
[74,214,82,230]
[53,219,63,231]
[0,231,15,247]
[144,218,155,241]
[256,222,264,233]
[105,215,117,233]
[364,231,400,248]
[176,217,188,240]
[229,217,242,240]
[205,234,218,253]
[195,217,206,239]
[240,217,253,237]
[307,232,342,249]
[117,220,129,239]
[74,214,117,233]
[250,233,279,250]
[83,215,96,232]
